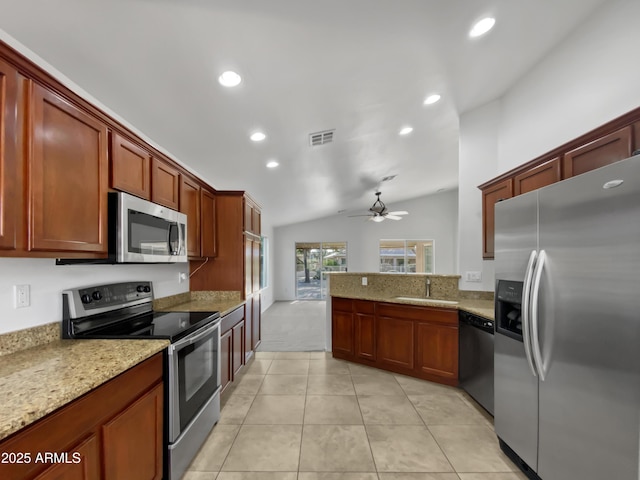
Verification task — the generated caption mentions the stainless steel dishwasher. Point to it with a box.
[459,310,495,415]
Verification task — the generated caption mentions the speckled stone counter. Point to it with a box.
[0,338,168,441]
[328,272,494,320]
[155,290,245,316]
[329,292,494,320]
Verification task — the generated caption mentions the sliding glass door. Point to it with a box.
[295,242,347,299]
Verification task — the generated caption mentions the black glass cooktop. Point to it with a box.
[75,310,220,342]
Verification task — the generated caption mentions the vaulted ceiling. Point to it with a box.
[0,0,608,226]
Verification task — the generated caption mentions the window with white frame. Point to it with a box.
[379,240,434,273]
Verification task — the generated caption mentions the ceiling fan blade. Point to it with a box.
[386,211,408,216]
[386,215,403,220]
[348,214,374,218]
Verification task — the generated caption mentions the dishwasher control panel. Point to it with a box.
[459,310,494,333]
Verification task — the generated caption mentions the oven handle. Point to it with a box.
[170,318,220,352]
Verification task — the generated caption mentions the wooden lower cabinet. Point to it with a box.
[102,384,163,480]
[331,297,355,357]
[220,306,246,392]
[416,322,458,381]
[0,353,163,480]
[33,435,100,480]
[355,307,375,362]
[232,320,245,377]
[332,297,459,386]
[220,328,232,392]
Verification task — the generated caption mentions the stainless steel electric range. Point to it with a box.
[62,281,221,480]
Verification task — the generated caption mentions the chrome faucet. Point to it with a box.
[426,277,431,298]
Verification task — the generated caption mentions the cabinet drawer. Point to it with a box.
[332,297,353,312]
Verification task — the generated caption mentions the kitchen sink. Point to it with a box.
[393,296,459,305]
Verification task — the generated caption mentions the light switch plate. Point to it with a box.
[465,271,482,282]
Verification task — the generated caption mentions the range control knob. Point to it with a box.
[143,285,151,293]
[92,291,103,301]
[80,294,92,304]
[137,285,146,293]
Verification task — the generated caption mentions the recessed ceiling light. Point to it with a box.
[424,94,441,105]
[266,160,279,168]
[250,132,266,142]
[469,17,496,38]
[399,126,413,136]
[218,71,242,87]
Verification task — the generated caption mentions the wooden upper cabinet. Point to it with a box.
[481,178,513,259]
[28,82,108,253]
[200,188,217,257]
[151,157,180,210]
[563,126,632,178]
[514,157,561,195]
[180,174,201,258]
[0,58,20,251]
[633,121,640,153]
[110,132,151,199]
[243,196,261,235]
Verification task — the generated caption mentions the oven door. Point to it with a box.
[168,320,221,443]
[114,192,187,263]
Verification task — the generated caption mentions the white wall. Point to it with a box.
[458,100,501,291]
[273,189,458,301]
[458,0,640,290]
[0,259,188,334]
[259,216,276,312]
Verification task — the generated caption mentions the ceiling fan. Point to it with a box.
[349,192,409,222]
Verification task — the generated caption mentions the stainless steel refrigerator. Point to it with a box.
[494,154,640,480]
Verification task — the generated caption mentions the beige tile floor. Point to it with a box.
[183,352,527,480]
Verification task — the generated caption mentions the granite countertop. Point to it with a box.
[0,338,168,441]
[160,298,245,316]
[331,293,494,320]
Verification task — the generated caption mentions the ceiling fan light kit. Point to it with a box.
[348,192,409,223]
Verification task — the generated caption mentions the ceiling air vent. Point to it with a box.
[309,129,335,146]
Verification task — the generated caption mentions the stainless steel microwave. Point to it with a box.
[112,192,187,263]
[56,192,187,265]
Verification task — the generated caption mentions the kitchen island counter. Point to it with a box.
[0,337,168,441]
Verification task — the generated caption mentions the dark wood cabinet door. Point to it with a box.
[376,315,414,371]
[332,306,354,357]
[232,321,245,376]
[180,174,201,258]
[110,132,151,199]
[102,383,163,480]
[481,178,513,259]
[200,188,217,257]
[244,200,253,233]
[252,208,261,235]
[0,58,19,251]
[252,292,261,350]
[244,295,253,360]
[563,126,632,178]
[252,238,260,293]
[514,157,561,195]
[355,312,376,361]
[28,82,108,253]
[151,158,180,210]
[33,434,100,480]
[416,322,458,382]
[221,328,232,392]
[244,236,253,295]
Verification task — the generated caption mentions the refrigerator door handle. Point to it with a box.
[522,249,538,377]
[530,249,546,381]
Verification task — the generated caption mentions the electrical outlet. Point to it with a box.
[14,285,30,308]
[178,272,187,283]
[361,277,368,286]
[465,271,482,282]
